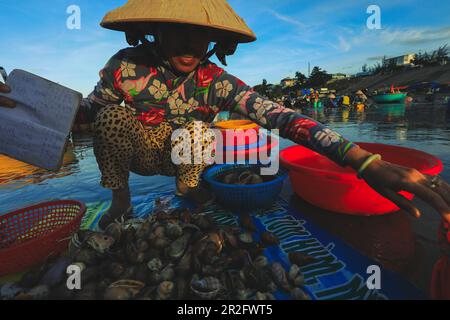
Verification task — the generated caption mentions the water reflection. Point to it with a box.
[0,144,80,188]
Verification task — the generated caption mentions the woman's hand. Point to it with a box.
[0,82,16,108]
[346,146,450,223]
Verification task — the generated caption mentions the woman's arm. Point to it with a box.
[208,70,356,166]
[209,69,450,223]
[75,53,125,124]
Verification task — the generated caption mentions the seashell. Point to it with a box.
[222,172,239,184]
[160,265,175,281]
[151,236,171,250]
[271,263,291,292]
[190,276,222,299]
[242,265,272,292]
[288,264,304,287]
[136,239,149,252]
[68,230,91,255]
[239,213,256,231]
[123,227,136,244]
[151,225,166,239]
[290,287,311,300]
[238,232,254,244]
[175,250,193,276]
[267,281,278,293]
[106,280,144,299]
[75,248,98,265]
[206,232,225,254]
[156,281,174,300]
[134,264,149,283]
[104,287,132,300]
[255,291,276,300]
[147,258,163,272]
[135,220,151,240]
[73,262,87,273]
[288,252,317,267]
[120,266,137,280]
[105,221,123,242]
[227,249,251,269]
[106,262,125,279]
[253,255,269,269]
[249,174,264,185]
[176,277,188,299]
[165,222,183,240]
[167,233,191,259]
[260,232,279,247]
[125,243,139,264]
[1,282,24,300]
[80,266,100,284]
[235,170,250,184]
[235,288,254,300]
[97,278,113,295]
[221,230,239,249]
[191,214,215,230]
[85,233,115,254]
[136,251,147,264]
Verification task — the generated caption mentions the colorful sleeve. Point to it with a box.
[208,70,356,166]
[76,53,124,123]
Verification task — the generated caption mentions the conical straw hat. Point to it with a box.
[101,0,256,43]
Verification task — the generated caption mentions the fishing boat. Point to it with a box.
[372,93,407,104]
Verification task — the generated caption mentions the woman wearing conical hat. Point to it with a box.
[1,0,449,229]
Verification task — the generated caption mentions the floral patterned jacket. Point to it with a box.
[79,44,355,165]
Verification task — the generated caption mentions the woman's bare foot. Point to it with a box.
[176,180,215,205]
[98,187,132,230]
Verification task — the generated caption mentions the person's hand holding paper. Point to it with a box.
[0,69,16,108]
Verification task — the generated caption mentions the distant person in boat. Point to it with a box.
[324,93,338,108]
[353,90,368,105]
[1,0,449,229]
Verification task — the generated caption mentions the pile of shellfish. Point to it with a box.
[1,199,312,300]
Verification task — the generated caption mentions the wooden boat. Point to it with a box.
[372,93,407,104]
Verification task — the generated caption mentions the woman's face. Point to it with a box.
[159,24,212,74]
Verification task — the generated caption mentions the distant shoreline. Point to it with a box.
[329,64,450,93]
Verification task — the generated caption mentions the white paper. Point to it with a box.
[0,69,82,170]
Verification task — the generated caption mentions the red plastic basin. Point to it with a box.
[280,142,443,215]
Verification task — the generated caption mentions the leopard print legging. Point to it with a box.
[93,105,215,190]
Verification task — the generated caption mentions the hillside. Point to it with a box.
[329,64,450,93]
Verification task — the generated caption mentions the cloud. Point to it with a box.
[382,26,450,45]
[265,9,306,29]
[367,56,385,61]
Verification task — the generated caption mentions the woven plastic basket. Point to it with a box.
[0,200,86,276]
[203,164,287,212]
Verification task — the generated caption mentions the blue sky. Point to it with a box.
[0,0,449,95]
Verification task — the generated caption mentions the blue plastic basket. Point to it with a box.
[203,164,288,212]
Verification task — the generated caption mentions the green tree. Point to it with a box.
[294,72,307,86]
[254,79,269,97]
[307,66,332,87]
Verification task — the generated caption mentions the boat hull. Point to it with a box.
[373,93,407,104]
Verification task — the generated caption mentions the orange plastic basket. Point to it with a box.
[0,200,86,276]
[214,120,259,130]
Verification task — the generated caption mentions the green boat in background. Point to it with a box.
[372,93,407,104]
